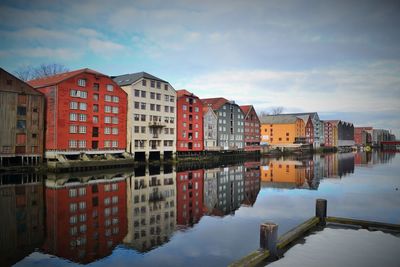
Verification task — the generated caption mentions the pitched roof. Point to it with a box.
[259,114,300,124]
[112,72,167,86]
[323,120,341,126]
[0,68,43,96]
[176,89,199,99]
[201,97,229,110]
[28,68,104,88]
[296,114,311,124]
[239,105,252,116]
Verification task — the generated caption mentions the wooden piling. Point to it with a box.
[316,198,327,226]
[260,222,278,258]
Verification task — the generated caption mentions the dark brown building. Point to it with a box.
[0,68,45,166]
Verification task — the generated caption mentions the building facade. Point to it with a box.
[113,72,176,161]
[28,68,127,160]
[203,105,219,151]
[354,127,373,146]
[239,105,261,151]
[323,120,354,147]
[201,98,245,150]
[260,115,305,146]
[0,68,45,165]
[176,90,203,153]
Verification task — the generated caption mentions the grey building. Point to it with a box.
[203,105,218,150]
[201,98,245,150]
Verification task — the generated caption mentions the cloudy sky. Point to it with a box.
[1,0,399,136]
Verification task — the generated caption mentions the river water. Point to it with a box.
[1,151,399,267]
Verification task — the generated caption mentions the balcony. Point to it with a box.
[148,121,165,128]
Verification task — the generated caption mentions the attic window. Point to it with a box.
[142,79,147,86]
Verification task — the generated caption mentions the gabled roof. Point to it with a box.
[260,114,300,124]
[323,120,340,126]
[201,97,229,110]
[112,72,167,86]
[239,105,252,116]
[176,89,199,99]
[0,68,43,96]
[28,68,104,88]
[296,114,311,124]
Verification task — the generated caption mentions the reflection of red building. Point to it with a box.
[176,90,204,152]
[176,169,204,226]
[243,161,261,206]
[43,177,127,264]
[239,105,261,151]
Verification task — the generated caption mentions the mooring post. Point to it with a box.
[260,222,278,258]
[316,199,327,226]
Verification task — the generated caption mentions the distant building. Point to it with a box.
[372,129,392,146]
[203,105,219,151]
[259,115,305,146]
[29,68,127,160]
[176,90,204,153]
[354,127,373,146]
[323,120,354,147]
[201,98,245,150]
[239,105,261,151]
[0,68,45,165]
[43,175,127,264]
[113,72,176,161]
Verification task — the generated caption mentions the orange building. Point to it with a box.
[260,160,306,188]
[260,115,305,145]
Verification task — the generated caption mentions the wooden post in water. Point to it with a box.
[316,199,327,226]
[260,222,278,258]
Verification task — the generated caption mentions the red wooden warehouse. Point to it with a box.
[239,105,261,151]
[28,69,127,159]
[176,90,204,153]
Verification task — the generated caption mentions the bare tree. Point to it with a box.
[14,63,69,81]
[272,106,284,115]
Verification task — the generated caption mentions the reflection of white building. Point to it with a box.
[203,168,218,213]
[124,169,176,252]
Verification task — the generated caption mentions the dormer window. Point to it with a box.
[78,79,86,87]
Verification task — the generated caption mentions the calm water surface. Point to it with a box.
[1,152,399,267]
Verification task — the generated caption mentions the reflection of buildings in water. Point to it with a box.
[203,168,218,214]
[204,165,245,216]
[242,161,261,206]
[261,160,305,188]
[124,168,176,252]
[323,153,354,178]
[176,169,204,227]
[0,174,44,266]
[43,173,128,264]
[354,152,373,166]
[372,151,396,165]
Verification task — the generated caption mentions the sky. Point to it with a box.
[0,0,399,137]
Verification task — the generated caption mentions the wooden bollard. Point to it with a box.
[316,199,327,226]
[260,222,278,258]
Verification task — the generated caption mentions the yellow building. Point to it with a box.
[260,115,305,145]
[260,160,306,187]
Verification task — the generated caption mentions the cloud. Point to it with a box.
[2,47,82,60]
[88,38,126,55]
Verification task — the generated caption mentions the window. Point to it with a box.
[164,95,169,101]
[17,106,27,115]
[112,141,118,148]
[142,79,147,86]
[170,96,174,102]
[79,126,87,133]
[170,107,174,113]
[70,125,78,133]
[112,183,118,191]
[141,91,146,98]
[17,120,26,129]
[104,140,111,148]
[104,116,111,123]
[79,213,86,222]
[141,126,146,133]
[141,102,146,110]
[150,92,155,99]
[79,201,86,210]
[112,117,118,124]
[70,203,78,212]
[93,104,99,112]
[78,79,86,87]
[112,128,118,135]
[93,83,99,91]
[140,114,146,121]
[105,127,111,134]
[151,80,155,88]
[93,94,99,101]
[105,95,111,102]
[79,140,86,148]
[79,114,87,122]
[79,103,87,110]
[69,140,77,148]
[134,89,140,97]
[105,105,111,113]
[164,106,169,112]
[134,114,140,121]
[78,187,86,196]
[150,104,155,111]
[134,102,140,109]
[183,105,187,111]
[112,196,118,204]
[69,189,77,197]
[107,84,114,91]
[156,93,161,100]
[112,96,119,103]
[194,107,199,112]
[70,215,77,224]
[164,84,168,90]
[156,81,161,88]
[156,105,161,111]
[93,116,98,123]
